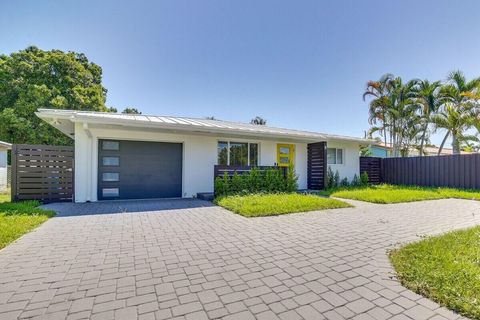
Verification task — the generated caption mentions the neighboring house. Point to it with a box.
[36,109,371,202]
[0,141,12,192]
[369,142,474,158]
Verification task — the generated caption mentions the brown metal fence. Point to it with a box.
[359,157,383,184]
[360,154,480,189]
[12,144,74,203]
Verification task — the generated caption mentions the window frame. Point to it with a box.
[327,147,345,165]
[217,141,260,166]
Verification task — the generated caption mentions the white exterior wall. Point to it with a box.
[0,149,7,192]
[74,123,359,202]
[326,141,361,181]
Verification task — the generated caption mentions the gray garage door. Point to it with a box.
[98,140,182,200]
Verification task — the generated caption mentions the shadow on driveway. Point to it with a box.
[41,198,215,217]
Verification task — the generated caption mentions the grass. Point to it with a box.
[320,184,480,204]
[0,193,55,250]
[390,226,480,319]
[215,193,352,217]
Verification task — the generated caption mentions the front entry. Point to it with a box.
[277,144,295,167]
[97,140,183,200]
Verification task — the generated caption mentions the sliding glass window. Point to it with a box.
[217,141,259,166]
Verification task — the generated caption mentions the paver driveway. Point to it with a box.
[0,198,479,320]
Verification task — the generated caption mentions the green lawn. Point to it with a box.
[320,184,480,204]
[215,193,352,217]
[390,226,480,319]
[0,194,55,250]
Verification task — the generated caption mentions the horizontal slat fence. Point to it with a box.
[359,157,383,184]
[360,154,480,189]
[12,144,74,203]
[307,142,327,190]
[214,165,286,179]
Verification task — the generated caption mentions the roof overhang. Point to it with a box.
[36,109,374,144]
[0,141,12,150]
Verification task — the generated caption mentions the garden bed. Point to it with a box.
[390,226,480,319]
[320,184,480,204]
[215,193,352,217]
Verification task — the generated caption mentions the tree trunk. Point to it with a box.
[452,132,460,154]
[383,126,388,158]
[438,132,450,156]
[419,123,428,156]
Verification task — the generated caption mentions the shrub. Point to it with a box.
[333,170,340,188]
[327,166,335,189]
[360,172,369,186]
[265,168,285,192]
[340,177,349,187]
[351,174,360,187]
[230,172,245,194]
[214,166,298,197]
[246,167,263,193]
[215,172,231,196]
[285,163,299,192]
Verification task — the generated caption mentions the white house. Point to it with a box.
[0,141,12,193]
[36,109,370,203]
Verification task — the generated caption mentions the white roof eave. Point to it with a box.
[35,109,373,144]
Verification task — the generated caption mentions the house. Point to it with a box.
[369,142,474,158]
[0,141,12,192]
[36,109,371,202]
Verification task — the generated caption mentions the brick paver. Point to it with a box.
[0,198,478,319]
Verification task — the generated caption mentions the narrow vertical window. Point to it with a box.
[218,141,228,165]
[249,143,258,166]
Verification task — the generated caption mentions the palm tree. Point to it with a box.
[363,74,395,154]
[431,104,478,154]
[437,71,480,154]
[250,116,267,125]
[386,77,420,156]
[415,80,442,156]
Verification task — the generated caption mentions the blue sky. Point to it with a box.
[2,0,480,145]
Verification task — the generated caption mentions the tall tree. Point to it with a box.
[250,116,267,125]
[363,74,395,155]
[122,107,141,114]
[438,71,480,154]
[415,80,442,156]
[431,104,478,154]
[0,46,108,145]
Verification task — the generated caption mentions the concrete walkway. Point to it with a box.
[0,198,479,320]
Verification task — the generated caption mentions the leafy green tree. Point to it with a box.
[0,46,108,145]
[122,108,141,114]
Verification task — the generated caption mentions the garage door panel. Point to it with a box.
[98,140,182,200]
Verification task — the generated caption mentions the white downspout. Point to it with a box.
[83,123,93,202]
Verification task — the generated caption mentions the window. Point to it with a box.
[102,172,119,182]
[102,157,119,166]
[217,141,259,166]
[102,188,119,197]
[327,148,344,164]
[102,140,119,151]
[230,142,248,166]
[249,143,258,166]
[218,141,228,165]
